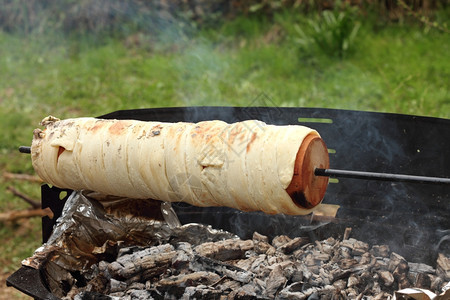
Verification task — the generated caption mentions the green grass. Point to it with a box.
[0,11,449,290]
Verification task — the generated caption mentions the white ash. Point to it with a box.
[67,230,449,300]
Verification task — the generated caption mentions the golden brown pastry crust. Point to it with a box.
[31,116,329,215]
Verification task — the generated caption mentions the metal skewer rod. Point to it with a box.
[315,168,450,185]
[18,146,449,185]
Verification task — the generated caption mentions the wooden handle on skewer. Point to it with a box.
[286,133,330,209]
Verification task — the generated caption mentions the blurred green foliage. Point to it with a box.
[294,2,361,58]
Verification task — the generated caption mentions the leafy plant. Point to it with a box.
[294,3,361,58]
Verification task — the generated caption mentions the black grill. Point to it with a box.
[7,107,450,299]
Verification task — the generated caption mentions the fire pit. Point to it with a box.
[6,107,450,299]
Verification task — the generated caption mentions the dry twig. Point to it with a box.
[0,207,53,222]
[6,186,40,209]
[3,172,42,183]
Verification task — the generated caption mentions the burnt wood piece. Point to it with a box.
[252,232,269,243]
[155,271,221,298]
[107,244,177,281]
[193,255,255,284]
[279,237,308,254]
[194,239,254,261]
[436,253,450,281]
[264,264,287,297]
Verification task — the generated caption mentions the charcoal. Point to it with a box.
[78,272,109,296]
[292,248,304,260]
[278,261,296,279]
[249,254,267,274]
[290,263,304,282]
[304,253,316,267]
[347,275,359,288]
[301,286,319,298]
[332,279,346,290]
[117,246,146,258]
[277,291,307,300]
[312,252,330,262]
[352,242,369,256]
[254,241,275,255]
[378,271,394,287]
[388,252,407,272]
[339,246,352,259]
[413,272,432,289]
[181,286,222,299]
[330,269,353,283]
[267,255,286,267]
[371,281,382,295]
[346,287,358,298]
[318,268,332,285]
[252,232,269,243]
[228,289,260,300]
[359,252,372,265]
[392,258,411,289]
[339,258,358,269]
[408,262,435,274]
[317,284,338,298]
[222,268,254,284]
[309,275,325,286]
[64,286,82,300]
[194,239,254,261]
[65,227,450,300]
[341,238,369,256]
[343,227,352,240]
[109,278,127,293]
[271,235,292,248]
[193,254,253,282]
[239,283,260,295]
[373,292,392,300]
[430,274,444,291]
[264,264,287,296]
[370,245,390,258]
[216,279,241,292]
[279,237,308,254]
[108,292,125,298]
[125,289,154,300]
[437,253,450,280]
[127,282,145,290]
[320,239,335,255]
[156,271,221,297]
[74,291,114,300]
[172,242,194,271]
[108,244,176,280]
[278,282,307,300]
[233,256,257,271]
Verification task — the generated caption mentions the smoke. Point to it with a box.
[173,41,231,106]
[435,229,450,254]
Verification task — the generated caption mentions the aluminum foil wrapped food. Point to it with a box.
[31,116,329,215]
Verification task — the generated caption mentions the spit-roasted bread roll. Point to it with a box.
[31,116,329,215]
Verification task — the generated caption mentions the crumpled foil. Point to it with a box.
[393,282,450,300]
[22,191,237,297]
